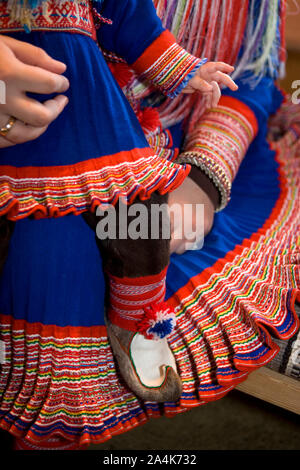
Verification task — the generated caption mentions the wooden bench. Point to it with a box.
[236,367,300,415]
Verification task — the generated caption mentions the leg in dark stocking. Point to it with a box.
[83,193,182,402]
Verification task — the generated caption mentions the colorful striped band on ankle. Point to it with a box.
[107,268,176,340]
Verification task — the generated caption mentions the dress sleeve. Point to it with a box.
[178,77,284,212]
[95,0,205,98]
[176,0,286,212]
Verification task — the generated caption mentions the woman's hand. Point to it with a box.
[168,176,215,255]
[0,35,69,148]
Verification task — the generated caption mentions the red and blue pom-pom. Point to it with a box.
[138,303,177,340]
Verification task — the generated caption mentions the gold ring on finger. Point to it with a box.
[0,116,17,137]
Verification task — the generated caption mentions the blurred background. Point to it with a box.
[280,0,300,92]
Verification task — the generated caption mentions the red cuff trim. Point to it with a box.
[131,30,202,98]
[219,95,259,138]
[108,267,168,286]
[132,30,177,74]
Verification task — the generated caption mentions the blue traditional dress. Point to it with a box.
[0,0,197,220]
[0,0,299,448]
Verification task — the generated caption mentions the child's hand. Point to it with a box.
[182,61,238,109]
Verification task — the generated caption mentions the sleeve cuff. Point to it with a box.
[131,30,206,98]
[177,96,258,211]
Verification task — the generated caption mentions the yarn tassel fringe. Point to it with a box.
[149,0,287,131]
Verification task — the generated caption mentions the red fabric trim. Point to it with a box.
[108,266,168,286]
[110,292,167,311]
[108,312,141,332]
[132,30,176,74]
[0,0,96,39]
[0,314,107,338]
[0,150,190,221]
[108,63,135,89]
[14,437,85,450]
[3,417,148,448]
[108,268,168,331]
[219,95,259,137]
[0,148,153,178]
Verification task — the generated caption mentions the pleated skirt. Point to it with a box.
[0,82,299,447]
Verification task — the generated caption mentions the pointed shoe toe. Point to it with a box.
[106,321,182,403]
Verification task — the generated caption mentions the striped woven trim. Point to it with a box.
[0,315,148,446]
[14,436,84,450]
[108,269,167,331]
[132,30,205,98]
[266,304,300,378]
[146,128,179,162]
[147,129,173,150]
[177,96,258,211]
[0,0,96,38]
[0,150,189,220]
[167,131,300,403]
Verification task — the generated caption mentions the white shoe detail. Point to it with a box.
[130,333,177,387]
